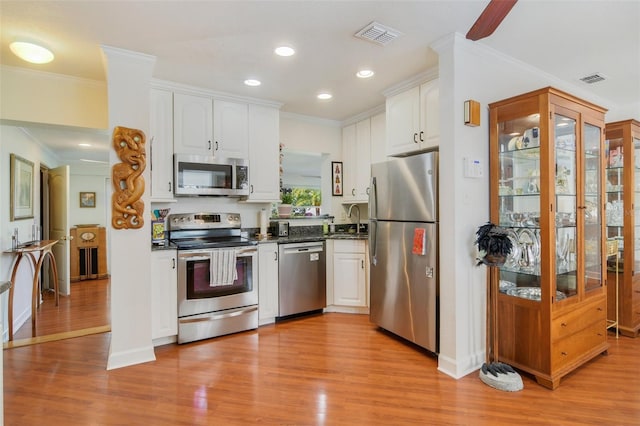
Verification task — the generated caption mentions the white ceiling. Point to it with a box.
[1,1,639,164]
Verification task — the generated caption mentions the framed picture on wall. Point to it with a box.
[331,161,343,196]
[79,191,96,208]
[10,153,34,221]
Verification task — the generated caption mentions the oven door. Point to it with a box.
[177,246,258,318]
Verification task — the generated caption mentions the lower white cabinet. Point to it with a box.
[258,242,279,324]
[151,250,178,342]
[328,239,369,313]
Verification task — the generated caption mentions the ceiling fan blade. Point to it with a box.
[466,0,518,41]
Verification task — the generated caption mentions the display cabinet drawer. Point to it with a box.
[552,297,606,341]
[552,321,607,371]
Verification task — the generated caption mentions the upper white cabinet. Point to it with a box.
[386,78,439,156]
[342,118,371,203]
[151,250,178,342]
[258,242,279,325]
[246,104,280,202]
[173,92,214,155]
[369,112,387,165]
[213,99,249,159]
[150,88,175,202]
[173,93,249,158]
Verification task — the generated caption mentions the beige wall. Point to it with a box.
[0,65,108,129]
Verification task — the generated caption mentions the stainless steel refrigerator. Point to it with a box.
[369,151,439,353]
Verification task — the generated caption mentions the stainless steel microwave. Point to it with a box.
[174,154,249,197]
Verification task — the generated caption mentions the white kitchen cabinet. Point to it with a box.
[331,240,368,310]
[342,118,371,203]
[151,249,178,342]
[213,99,249,159]
[258,242,279,325]
[173,92,214,155]
[370,112,387,165]
[246,104,280,202]
[173,94,249,158]
[150,88,175,202]
[386,78,439,156]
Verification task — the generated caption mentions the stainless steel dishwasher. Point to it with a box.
[278,241,326,318]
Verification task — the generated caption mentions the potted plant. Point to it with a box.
[278,188,294,217]
[474,222,512,267]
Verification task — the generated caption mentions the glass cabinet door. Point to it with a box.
[555,114,577,299]
[606,133,624,274]
[497,115,542,299]
[583,123,603,292]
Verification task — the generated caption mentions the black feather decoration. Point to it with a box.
[475,222,513,267]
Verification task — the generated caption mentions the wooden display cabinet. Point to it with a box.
[605,119,640,337]
[70,226,108,281]
[489,87,608,389]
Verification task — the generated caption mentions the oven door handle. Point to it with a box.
[178,254,211,261]
[236,247,257,256]
[179,306,258,324]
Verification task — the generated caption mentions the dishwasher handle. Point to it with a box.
[282,245,323,255]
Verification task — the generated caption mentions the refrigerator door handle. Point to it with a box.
[369,176,377,219]
[369,220,377,266]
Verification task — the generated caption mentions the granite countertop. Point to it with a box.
[254,232,368,244]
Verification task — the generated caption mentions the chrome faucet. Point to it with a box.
[347,204,361,234]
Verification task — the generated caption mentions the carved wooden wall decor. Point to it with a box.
[111,126,146,230]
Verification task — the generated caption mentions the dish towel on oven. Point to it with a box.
[210,249,237,286]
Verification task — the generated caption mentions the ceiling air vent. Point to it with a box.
[580,73,607,84]
[355,21,402,46]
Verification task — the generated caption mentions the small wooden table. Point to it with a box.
[4,240,59,341]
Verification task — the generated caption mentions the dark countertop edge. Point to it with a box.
[150,233,368,250]
[254,234,368,244]
[269,215,334,221]
[0,281,11,295]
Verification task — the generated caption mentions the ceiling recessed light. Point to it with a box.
[78,143,91,147]
[244,79,261,87]
[356,69,374,78]
[275,46,295,57]
[10,41,54,64]
[317,93,332,100]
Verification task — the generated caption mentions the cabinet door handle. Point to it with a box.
[274,252,278,261]
[413,133,418,143]
[215,141,219,151]
[419,131,424,142]
[361,260,364,269]
[352,188,356,196]
[250,184,254,194]
[561,322,567,327]
[208,140,212,150]
[172,258,176,269]
[366,187,370,195]
[561,352,568,356]
[168,182,172,192]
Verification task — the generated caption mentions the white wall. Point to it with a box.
[102,46,157,370]
[69,164,109,228]
[0,65,107,129]
[0,125,60,339]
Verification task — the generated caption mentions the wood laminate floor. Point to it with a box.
[4,312,639,425]
[6,278,110,348]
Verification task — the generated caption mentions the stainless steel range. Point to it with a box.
[168,212,258,344]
